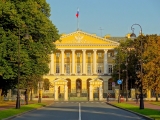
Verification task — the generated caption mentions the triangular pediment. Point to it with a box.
[54,78,67,83]
[89,78,103,83]
[55,31,119,45]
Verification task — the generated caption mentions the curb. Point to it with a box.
[107,102,154,120]
[2,102,54,120]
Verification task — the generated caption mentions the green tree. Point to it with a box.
[0,0,60,100]
[112,38,139,96]
[143,35,160,101]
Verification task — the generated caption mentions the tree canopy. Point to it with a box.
[0,0,60,97]
[112,35,160,99]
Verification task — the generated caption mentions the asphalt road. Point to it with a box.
[12,101,145,120]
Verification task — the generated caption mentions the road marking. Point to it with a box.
[79,103,81,120]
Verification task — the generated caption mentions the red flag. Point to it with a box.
[76,8,79,18]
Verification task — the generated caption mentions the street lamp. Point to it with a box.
[16,28,29,109]
[130,24,144,109]
[38,81,44,103]
[125,53,129,102]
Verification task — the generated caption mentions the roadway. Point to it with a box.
[12,101,145,120]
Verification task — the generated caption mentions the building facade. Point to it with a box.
[43,30,119,101]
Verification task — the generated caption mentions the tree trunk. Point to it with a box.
[25,89,29,105]
[30,88,32,101]
[0,89,2,101]
[156,93,158,102]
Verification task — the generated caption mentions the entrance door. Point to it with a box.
[58,86,64,101]
[76,79,81,97]
[93,87,99,101]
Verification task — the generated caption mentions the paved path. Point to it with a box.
[11,102,144,120]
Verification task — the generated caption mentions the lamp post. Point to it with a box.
[125,53,128,102]
[38,81,44,103]
[130,24,144,109]
[16,28,29,109]
[16,29,21,109]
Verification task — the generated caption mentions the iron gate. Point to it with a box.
[68,89,89,101]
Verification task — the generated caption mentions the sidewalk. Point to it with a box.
[108,101,160,111]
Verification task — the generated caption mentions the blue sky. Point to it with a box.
[46,0,160,37]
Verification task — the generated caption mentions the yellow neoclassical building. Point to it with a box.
[43,30,119,101]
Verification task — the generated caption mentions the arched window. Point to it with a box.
[108,78,113,90]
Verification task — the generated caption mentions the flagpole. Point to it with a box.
[76,8,79,31]
[77,17,79,31]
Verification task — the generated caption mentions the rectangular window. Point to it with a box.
[66,64,70,74]
[66,53,70,57]
[77,53,81,57]
[98,53,102,58]
[108,82,112,90]
[108,65,113,73]
[87,53,91,57]
[108,52,114,57]
[77,64,81,73]
[56,53,60,57]
[56,64,60,73]
[97,65,102,73]
[87,65,91,74]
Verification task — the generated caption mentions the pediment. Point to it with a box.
[89,78,103,83]
[54,78,68,83]
[55,31,119,45]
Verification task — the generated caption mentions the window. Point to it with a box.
[87,53,91,57]
[66,64,70,74]
[97,65,102,73]
[108,52,114,57]
[87,65,91,74]
[66,53,70,57]
[77,64,81,73]
[77,53,81,57]
[56,53,60,57]
[108,65,113,73]
[98,53,102,57]
[56,64,60,73]
[108,81,112,90]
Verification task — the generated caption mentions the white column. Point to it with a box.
[50,53,54,75]
[89,85,93,101]
[61,50,65,75]
[104,49,108,75]
[93,50,97,74]
[82,50,86,75]
[99,85,103,101]
[72,50,75,74]
[54,85,58,101]
[64,85,68,101]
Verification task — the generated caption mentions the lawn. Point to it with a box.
[0,103,47,120]
[113,103,160,120]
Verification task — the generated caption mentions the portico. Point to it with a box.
[43,30,119,101]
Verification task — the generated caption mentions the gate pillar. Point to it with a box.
[54,85,58,101]
[99,86,103,101]
[64,85,68,101]
[147,89,151,100]
[89,85,93,101]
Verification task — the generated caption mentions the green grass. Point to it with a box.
[113,103,160,120]
[0,103,46,120]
